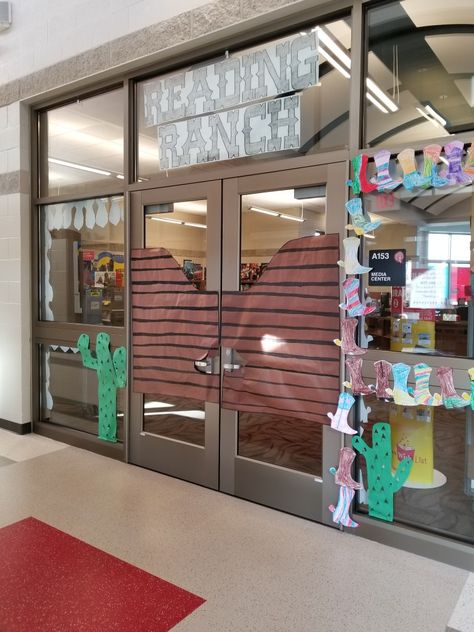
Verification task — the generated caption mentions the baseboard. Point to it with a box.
[0,418,32,434]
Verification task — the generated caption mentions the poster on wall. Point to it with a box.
[368,249,406,286]
[409,264,449,309]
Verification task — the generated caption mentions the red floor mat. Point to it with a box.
[0,517,205,631]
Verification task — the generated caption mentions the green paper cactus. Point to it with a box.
[77,332,127,443]
[352,422,413,522]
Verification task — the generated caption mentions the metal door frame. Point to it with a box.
[127,159,348,521]
[220,161,347,524]
[128,179,222,488]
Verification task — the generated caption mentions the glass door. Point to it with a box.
[129,181,222,488]
[220,163,347,524]
[129,163,347,524]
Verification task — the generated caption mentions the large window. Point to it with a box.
[136,16,352,181]
[39,88,124,197]
[36,88,126,442]
[363,189,473,357]
[40,197,125,326]
[365,1,474,146]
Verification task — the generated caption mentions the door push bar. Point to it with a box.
[194,351,220,375]
[194,347,245,374]
[222,347,245,372]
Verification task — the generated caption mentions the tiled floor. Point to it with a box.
[0,430,471,631]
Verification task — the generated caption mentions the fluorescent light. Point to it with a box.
[366,92,389,114]
[424,104,447,127]
[250,206,279,217]
[150,216,182,224]
[144,401,174,409]
[315,27,351,69]
[150,216,206,229]
[319,45,351,79]
[144,410,205,420]
[416,107,443,130]
[184,222,206,229]
[280,213,305,222]
[116,174,124,180]
[250,206,304,222]
[364,233,376,239]
[314,231,321,236]
[366,78,398,112]
[48,157,112,177]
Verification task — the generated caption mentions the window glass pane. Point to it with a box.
[451,234,470,261]
[40,196,125,326]
[142,198,210,446]
[365,1,474,146]
[427,233,449,261]
[41,89,124,197]
[362,181,473,358]
[356,400,474,545]
[136,16,351,181]
[237,186,328,476]
[40,344,125,441]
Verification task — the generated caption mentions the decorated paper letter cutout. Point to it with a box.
[77,332,127,443]
[352,422,413,522]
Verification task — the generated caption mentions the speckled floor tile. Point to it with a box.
[447,573,474,632]
[0,428,67,461]
[0,446,468,632]
[0,455,16,467]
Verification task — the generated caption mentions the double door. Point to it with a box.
[129,162,346,524]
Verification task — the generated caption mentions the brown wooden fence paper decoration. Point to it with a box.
[131,248,220,403]
[221,234,340,423]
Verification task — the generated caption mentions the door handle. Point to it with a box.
[194,352,220,375]
[222,347,245,372]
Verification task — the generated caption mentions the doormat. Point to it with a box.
[0,517,205,631]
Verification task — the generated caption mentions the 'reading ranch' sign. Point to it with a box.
[143,31,319,169]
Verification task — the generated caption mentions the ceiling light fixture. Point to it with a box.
[314,27,351,69]
[366,78,398,112]
[150,216,206,229]
[366,91,389,114]
[249,206,279,217]
[319,45,351,79]
[279,213,305,223]
[424,104,447,127]
[415,107,443,130]
[116,174,125,180]
[250,207,304,222]
[48,157,112,177]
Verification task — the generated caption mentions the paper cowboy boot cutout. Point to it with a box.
[329,486,359,528]
[413,363,442,407]
[440,140,472,186]
[327,392,357,435]
[345,198,381,236]
[397,148,430,191]
[436,366,470,409]
[374,359,392,400]
[330,447,362,489]
[343,356,374,395]
[419,144,448,189]
[340,276,375,317]
[334,318,367,356]
[386,362,416,406]
[370,149,402,192]
[346,154,378,194]
[337,237,372,275]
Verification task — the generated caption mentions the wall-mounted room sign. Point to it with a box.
[368,249,406,286]
[143,31,319,168]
